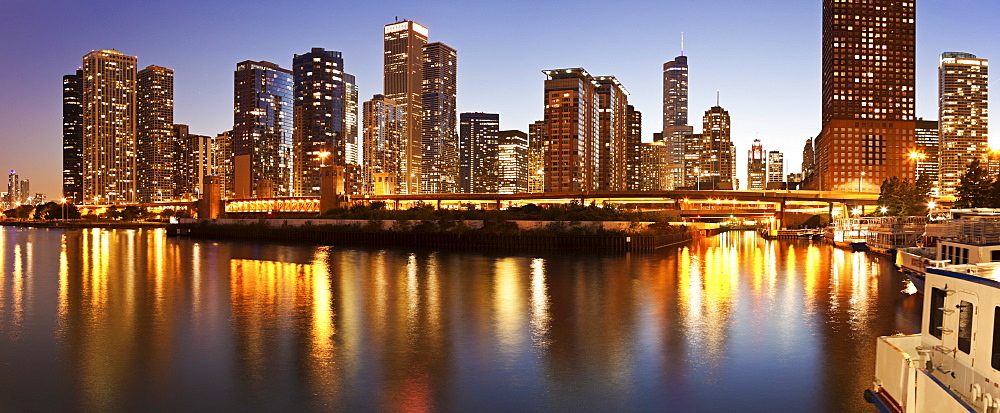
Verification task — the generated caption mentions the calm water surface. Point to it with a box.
[0,227,920,412]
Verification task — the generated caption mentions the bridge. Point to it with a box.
[222,189,888,224]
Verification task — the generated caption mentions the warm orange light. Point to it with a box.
[908,151,926,161]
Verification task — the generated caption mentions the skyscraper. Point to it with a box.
[232,60,294,198]
[292,48,354,196]
[813,0,916,192]
[663,52,690,191]
[62,70,83,204]
[421,42,458,194]
[173,124,214,199]
[767,151,784,185]
[362,95,404,195]
[344,74,360,166]
[938,52,989,197]
[683,133,704,188]
[137,65,175,202]
[6,171,19,207]
[214,131,234,199]
[915,119,940,195]
[701,106,734,189]
[595,76,629,191]
[497,130,528,194]
[747,140,766,190]
[459,112,500,193]
[638,142,670,191]
[384,20,429,194]
[82,49,137,204]
[802,138,815,178]
[542,68,598,192]
[527,120,546,193]
[625,106,643,190]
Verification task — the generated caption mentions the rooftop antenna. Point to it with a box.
[395,16,399,22]
[716,90,720,107]
[681,32,685,56]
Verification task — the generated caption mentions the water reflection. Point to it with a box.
[0,227,922,412]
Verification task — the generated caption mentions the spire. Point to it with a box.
[716,90,720,107]
[680,32,685,56]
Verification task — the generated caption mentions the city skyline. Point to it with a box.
[2,0,999,198]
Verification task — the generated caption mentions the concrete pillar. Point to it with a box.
[255,179,274,199]
[234,154,252,199]
[374,172,397,196]
[197,175,222,220]
[320,165,346,213]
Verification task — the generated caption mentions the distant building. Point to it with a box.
[663,52,690,191]
[811,0,915,192]
[384,20,429,194]
[6,171,20,206]
[459,112,500,193]
[626,106,643,190]
[986,150,1000,176]
[747,140,766,190]
[232,60,294,198]
[682,133,704,188]
[497,130,528,194]
[527,121,546,193]
[83,49,138,204]
[700,106,734,189]
[137,65,175,202]
[292,48,356,196]
[362,95,404,195]
[767,151,784,184]
[173,124,214,200]
[421,42,458,194]
[801,138,815,178]
[938,52,988,197]
[542,68,598,192]
[214,131,234,199]
[638,142,670,191]
[915,119,940,195]
[62,70,84,204]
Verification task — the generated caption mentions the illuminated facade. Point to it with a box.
[528,120,546,193]
[459,112,500,193]
[542,68,598,192]
[292,48,355,196]
[682,133,704,188]
[638,142,670,191]
[232,60,294,198]
[362,95,404,195]
[938,52,988,197]
[915,119,940,195]
[663,54,689,190]
[421,42,458,194]
[813,0,916,192]
[173,124,214,199]
[700,106,734,189]
[767,151,784,184]
[384,20,429,194]
[595,76,629,191]
[497,130,528,194]
[344,74,359,165]
[747,140,766,190]
[62,70,84,204]
[214,131,234,199]
[137,65,175,202]
[802,138,815,178]
[83,49,137,204]
[626,106,643,190]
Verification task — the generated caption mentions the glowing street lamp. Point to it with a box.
[859,171,866,193]
[318,151,331,167]
[60,198,67,220]
[880,206,888,215]
[852,207,863,217]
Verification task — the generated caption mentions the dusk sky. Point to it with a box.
[1,0,997,199]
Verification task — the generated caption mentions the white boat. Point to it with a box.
[896,218,1000,293]
[867,217,928,257]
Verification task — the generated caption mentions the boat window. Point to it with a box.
[993,250,1000,262]
[959,301,973,354]
[930,288,946,340]
[963,248,969,264]
[993,307,1000,370]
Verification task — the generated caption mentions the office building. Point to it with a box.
[767,151,784,184]
[682,133,704,188]
[214,131,234,198]
[700,106,734,189]
[421,42,458,194]
[384,20,429,194]
[626,106,643,190]
[915,119,940,195]
[136,65,175,202]
[802,138,815,178]
[747,140,766,190]
[595,76,629,191]
[62,70,84,204]
[292,48,355,196]
[938,52,988,197]
[663,52,690,191]
[527,120,546,193]
[232,60,294,198]
[82,49,138,204]
[542,68,598,192]
[362,95,404,195]
[812,0,916,192]
[497,130,528,194]
[459,112,500,193]
[344,74,359,165]
[6,171,20,207]
[637,142,670,191]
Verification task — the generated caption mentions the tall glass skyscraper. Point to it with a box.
[292,48,355,196]
[421,42,458,194]
[362,95,404,195]
[938,52,988,197]
[82,49,137,204]
[384,20,429,194]
[663,53,689,190]
[459,112,500,193]
[137,65,175,202]
[62,70,84,204]
[232,60,294,198]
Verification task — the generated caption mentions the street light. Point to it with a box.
[60,198,67,220]
[852,207,863,217]
[859,171,866,193]
[318,151,331,167]
[880,206,888,215]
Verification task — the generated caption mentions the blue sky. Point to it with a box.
[1,0,997,198]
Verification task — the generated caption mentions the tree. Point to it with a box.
[33,202,61,220]
[878,176,930,216]
[3,205,35,219]
[120,206,147,221]
[955,159,994,208]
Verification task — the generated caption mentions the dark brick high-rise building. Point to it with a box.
[62,70,84,204]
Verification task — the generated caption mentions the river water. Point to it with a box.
[0,227,920,412]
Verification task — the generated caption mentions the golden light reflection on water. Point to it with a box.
[529,258,550,347]
[494,257,526,356]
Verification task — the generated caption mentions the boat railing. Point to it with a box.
[874,335,922,411]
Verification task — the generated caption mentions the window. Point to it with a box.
[929,288,946,340]
[963,248,970,264]
[959,301,973,354]
[993,250,1000,262]
[993,307,1000,370]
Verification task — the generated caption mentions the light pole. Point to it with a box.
[60,198,67,220]
[859,171,866,193]
[318,151,331,167]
